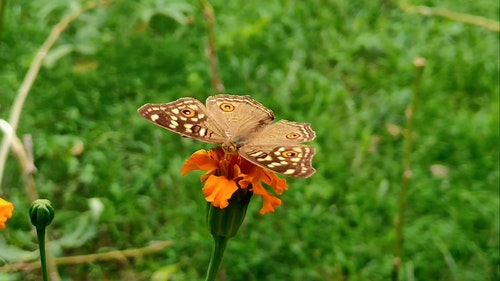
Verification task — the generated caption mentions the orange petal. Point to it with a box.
[237,177,252,190]
[252,183,282,215]
[261,170,288,195]
[0,198,14,229]
[203,175,238,209]
[181,149,219,175]
[238,169,265,190]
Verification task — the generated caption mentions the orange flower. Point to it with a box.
[0,197,14,229]
[181,147,288,215]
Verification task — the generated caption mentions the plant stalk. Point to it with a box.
[36,227,49,281]
[392,57,425,281]
[205,236,228,281]
[199,0,224,92]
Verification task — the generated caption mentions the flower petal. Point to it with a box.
[262,170,288,195]
[181,149,219,175]
[0,198,14,229]
[252,183,282,215]
[203,175,239,209]
[182,147,290,214]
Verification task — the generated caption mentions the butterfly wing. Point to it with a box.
[239,144,316,178]
[205,94,275,142]
[246,120,316,144]
[138,97,227,144]
[239,120,316,178]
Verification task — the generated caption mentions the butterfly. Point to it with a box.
[138,94,316,178]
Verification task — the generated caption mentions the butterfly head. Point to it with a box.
[221,136,245,155]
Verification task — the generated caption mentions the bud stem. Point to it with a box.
[29,199,55,281]
[36,227,50,281]
[204,235,228,281]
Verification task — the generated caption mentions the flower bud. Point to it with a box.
[29,199,55,229]
[206,191,250,239]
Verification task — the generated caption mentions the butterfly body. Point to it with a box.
[138,94,316,178]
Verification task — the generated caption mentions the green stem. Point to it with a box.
[36,227,49,281]
[204,236,228,281]
[0,0,7,37]
[199,0,224,92]
[392,57,425,281]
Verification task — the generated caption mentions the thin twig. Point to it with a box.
[22,135,39,202]
[0,1,97,189]
[23,135,37,174]
[0,121,39,201]
[0,241,174,272]
[199,0,224,92]
[392,57,425,281]
[400,4,500,32]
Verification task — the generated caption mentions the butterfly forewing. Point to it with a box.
[206,94,275,140]
[248,120,316,145]
[138,97,226,144]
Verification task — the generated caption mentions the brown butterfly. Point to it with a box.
[138,94,316,178]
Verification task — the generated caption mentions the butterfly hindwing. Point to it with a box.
[239,144,316,178]
[239,119,316,177]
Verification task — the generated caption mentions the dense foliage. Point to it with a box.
[0,0,498,280]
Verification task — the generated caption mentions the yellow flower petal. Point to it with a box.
[0,198,14,229]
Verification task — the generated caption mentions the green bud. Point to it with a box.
[29,199,55,229]
[206,190,251,239]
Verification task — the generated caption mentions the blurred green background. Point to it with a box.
[0,0,498,280]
